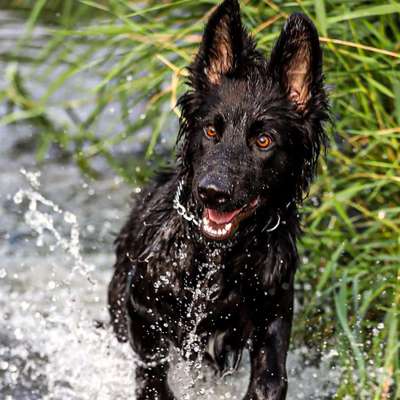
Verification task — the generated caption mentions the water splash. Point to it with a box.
[179,254,221,399]
[4,170,136,399]
[13,169,94,283]
[168,247,251,400]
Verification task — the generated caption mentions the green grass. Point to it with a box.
[1,0,399,398]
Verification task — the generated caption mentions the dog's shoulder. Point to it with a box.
[115,168,185,263]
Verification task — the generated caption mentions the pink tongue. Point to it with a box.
[207,208,241,225]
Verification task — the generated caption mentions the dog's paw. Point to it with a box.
[243,382,287,400]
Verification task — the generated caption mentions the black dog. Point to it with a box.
[108,0,328,399]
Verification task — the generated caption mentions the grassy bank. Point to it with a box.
[1,1,399,398]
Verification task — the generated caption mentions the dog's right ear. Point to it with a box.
[190,0,250,87]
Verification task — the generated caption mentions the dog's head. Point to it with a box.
[177,0,328,241]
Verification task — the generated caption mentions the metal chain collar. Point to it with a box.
[173,179,201,227]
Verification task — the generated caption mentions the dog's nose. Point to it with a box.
[198,178,230,207]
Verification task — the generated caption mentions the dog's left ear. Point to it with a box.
[191,0,252,87]
[269,14,323,113]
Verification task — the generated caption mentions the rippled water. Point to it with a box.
[0,11,340,400]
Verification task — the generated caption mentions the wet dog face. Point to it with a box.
[178,0,328,241]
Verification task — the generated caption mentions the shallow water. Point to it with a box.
[0,11,340,400]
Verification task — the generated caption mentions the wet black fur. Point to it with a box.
[108,1,329,399]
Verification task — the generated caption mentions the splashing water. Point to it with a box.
[170,251,250,400]
[2,170,136,400]
[1,169,341,400]
[13,169,94,283]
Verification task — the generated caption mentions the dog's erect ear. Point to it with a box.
[269,14,323,113]
[192,0,248,86]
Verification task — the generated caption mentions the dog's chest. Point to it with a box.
[145,247,254,341]
[130,241,261,372]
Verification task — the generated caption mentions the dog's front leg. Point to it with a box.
[244,298,293,400]
[135,362,175,400]
[127,302,176,400]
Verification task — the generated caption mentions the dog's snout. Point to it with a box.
[198,178,231,207]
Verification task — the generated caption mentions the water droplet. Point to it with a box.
[64,212,77,224]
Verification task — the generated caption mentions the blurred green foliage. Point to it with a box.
[1,1,399,398]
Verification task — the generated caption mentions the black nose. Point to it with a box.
[198,178,231,207]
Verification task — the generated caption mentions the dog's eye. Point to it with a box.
[256,134,272,149]
[204,126,217,139]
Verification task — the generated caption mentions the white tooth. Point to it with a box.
[226,223,232,230]
[218,229,223,236]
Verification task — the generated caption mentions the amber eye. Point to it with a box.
[204,126,217,138]
[256,134,272,149]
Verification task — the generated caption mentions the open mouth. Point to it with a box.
[201,197,259,241]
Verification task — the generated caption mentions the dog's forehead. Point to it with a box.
[214,78,271,121]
